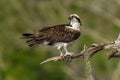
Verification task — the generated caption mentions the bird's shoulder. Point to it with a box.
[39,24,70,32]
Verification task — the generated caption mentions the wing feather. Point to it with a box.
[36,24,80,43]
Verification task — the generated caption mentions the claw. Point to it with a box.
[63,53,73,62]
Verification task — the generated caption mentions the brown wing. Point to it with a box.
[36,24,80,43]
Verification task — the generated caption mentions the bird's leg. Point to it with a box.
[59,49,64,56]
[63,46,73,62]
[64,47,73,56]
[57,46,64,56]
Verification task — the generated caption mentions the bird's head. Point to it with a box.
[68,14,82,26]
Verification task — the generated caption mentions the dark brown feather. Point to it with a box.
[36,24,80,43]
[22,24,80,47]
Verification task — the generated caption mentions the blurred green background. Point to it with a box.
[0,0,120,80]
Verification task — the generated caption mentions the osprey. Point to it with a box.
[22,14,82,57]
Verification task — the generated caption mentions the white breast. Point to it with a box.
[53,41,74,50]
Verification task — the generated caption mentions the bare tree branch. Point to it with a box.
[40,45,86,64]
[40,33,120,64]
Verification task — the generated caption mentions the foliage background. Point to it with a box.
[0,0,120,80]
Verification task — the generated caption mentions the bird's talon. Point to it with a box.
[63,55,72,62]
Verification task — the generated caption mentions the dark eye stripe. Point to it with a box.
[75,17,82,26]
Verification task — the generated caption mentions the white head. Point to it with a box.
[68,14,82,30]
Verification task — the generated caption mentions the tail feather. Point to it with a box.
[26,39,34,43]
[28,40,38,48]
[22,33,34,38]
[21,33,43,48]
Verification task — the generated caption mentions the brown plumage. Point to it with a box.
[22,14,82,56]
[22,24,80,47]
